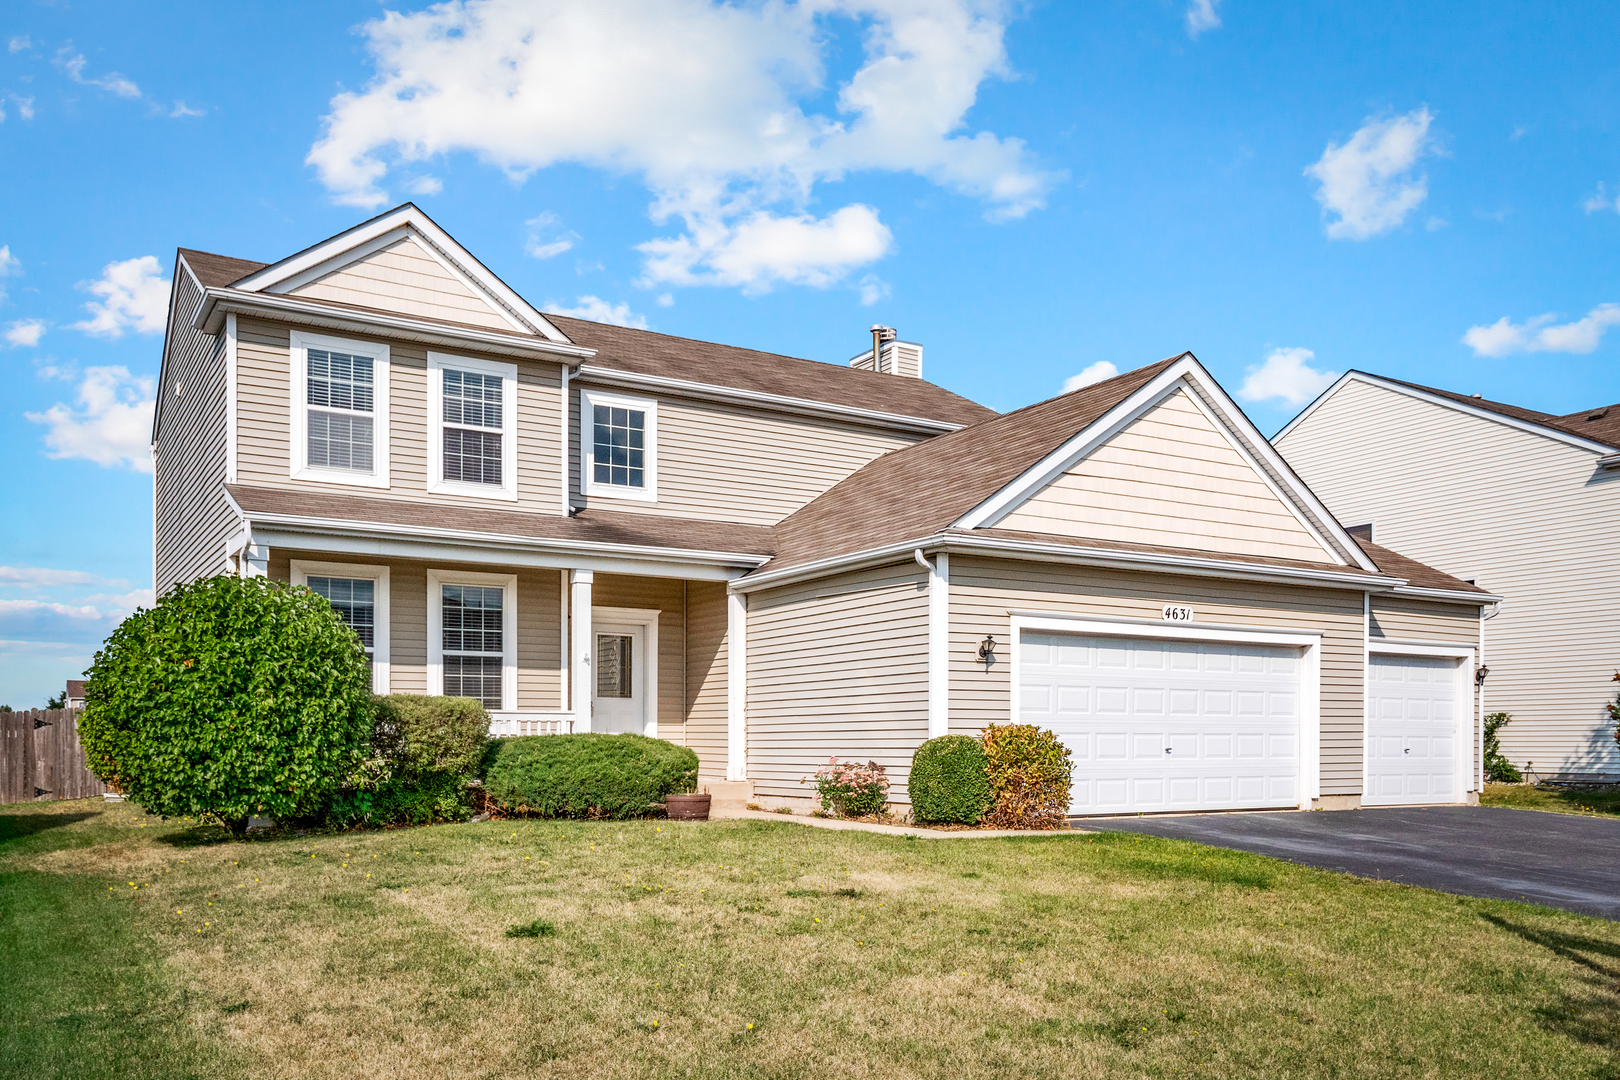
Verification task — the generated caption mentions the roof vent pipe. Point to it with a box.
[870,324,897,373]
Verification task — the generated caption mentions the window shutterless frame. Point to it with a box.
[428,352,519,501]
[580,387,657,502]
[426,569,517,711]
[289,560,391,693]
[288,330,390,489]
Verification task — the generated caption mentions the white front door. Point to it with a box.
[593,623,646,734]
[1020,631,1302,815]
[1366,654,1462,805]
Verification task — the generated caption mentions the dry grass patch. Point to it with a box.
[1483,782,1620,818]
[3,799,1618,1079]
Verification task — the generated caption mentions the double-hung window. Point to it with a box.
[429,570,516,711]
[430,353,517,499]
[290,560,391,693]
[291,332,390,488]
[580,389,657,501]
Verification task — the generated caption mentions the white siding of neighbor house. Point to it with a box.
[745,562,931,803]
[569,381,923,526]
[235,316,566,512]
[1277,377,1620,776]
[946,555,1371,797]
[154,267,237,594]
[288,236,516,332]
[997,388,1334,563]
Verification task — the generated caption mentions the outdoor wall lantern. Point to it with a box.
[977,635,998,669]
[1475,665,1490,687]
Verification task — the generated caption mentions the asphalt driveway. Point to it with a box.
[1092,806,1620,919]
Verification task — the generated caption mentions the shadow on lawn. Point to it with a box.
[1481,913,1620,1067]
[0,812,98,844]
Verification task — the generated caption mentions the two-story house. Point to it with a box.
[155,204,1496,815]
[1276,371,1620,781]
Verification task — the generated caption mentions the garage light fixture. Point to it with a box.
[1475,665,1489,686]
[977,635,998,669]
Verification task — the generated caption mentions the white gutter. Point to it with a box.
[192,288,596,362]
[574,363,965,436]
[1390,584,1504,605]
[1599,451,1620,469]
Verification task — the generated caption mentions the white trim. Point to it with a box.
[1365,641,1477,803]
[1009,613,1322,809]
[224,312,238,484]
[574,365,963,437]
[580,387,658,503]
[291,560,391,694]
[289,329,391,490]
[569,570,593,727]
[558,569,570,711]
[427,568,518,711]
[921,550,950,739]
[1478,609,1487,791]
[1275,371,1619,455]
[1391,584,1503,604]
[727,590,747,781]
[559,364,572,514]
[489,711,577,737]
[592,605,661,738]
[427,352,519,502]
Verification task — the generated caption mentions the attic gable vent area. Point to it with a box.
[849,324,922,377]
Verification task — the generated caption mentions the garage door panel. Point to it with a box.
[1366,654,1463,806]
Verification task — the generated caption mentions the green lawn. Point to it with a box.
[1482,782,1620,818]
[2,800,1617,1079]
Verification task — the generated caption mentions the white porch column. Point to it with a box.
[726,589,747,781]
[569,570,594,732]
[927,552,950,739]
[240,532,268,578]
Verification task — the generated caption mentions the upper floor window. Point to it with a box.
[290,331,390,489]
[430,353,516,500]
[581,388,657,502]
[290,560,390,693]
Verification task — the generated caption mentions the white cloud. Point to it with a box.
[1186,0,1221,38]
[71,255,170,338]
[8,35,31,54]
[1583,183,1620,215]
[525,212,579,260]
[546,296,649,330]
[0,565,109,588]
[1063,361,1119,393]
[12,95,34,121]
[1462,304,1620,358]
[6,319,45,346]
[404,175,442,196]
[306,0,1057,293]
[1304,108,1434,240]
[55,48,141,98]
[1237,347,1338,407]
[169,100,205,118]
[655,293,675,308]
[24,365,156,472]
[857,274,890,306]
[0,244,20,302]
[33,356,77,381]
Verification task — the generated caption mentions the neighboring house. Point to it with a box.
[64,681,87,710]
[154,204,1495,814]
[1276,372,1620,781]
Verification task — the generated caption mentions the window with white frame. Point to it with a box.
[291,331,390,488]
[430,353,517,499]
[428,570,516,712]
[581,388,657,501]
[290,560,390,693]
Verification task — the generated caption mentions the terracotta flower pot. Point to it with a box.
[664,793,712,821]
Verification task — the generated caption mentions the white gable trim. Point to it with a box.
[1275,371,1619,455]
[953,357,1377,571]
[229,204,571,343]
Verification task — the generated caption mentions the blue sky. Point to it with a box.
[2,0,1618,707]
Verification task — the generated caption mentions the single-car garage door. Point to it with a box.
[1366,654,1463,805]
[1020,631,1302,815]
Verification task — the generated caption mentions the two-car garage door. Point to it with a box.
[1020,631,1303,815]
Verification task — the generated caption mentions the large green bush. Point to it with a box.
[482,734,698,819]
[325,695,491,826]
[79,575,375,834]
[981,723,1074,829]
[908,735,992,824]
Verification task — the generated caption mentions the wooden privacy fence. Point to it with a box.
[1,709,108,803]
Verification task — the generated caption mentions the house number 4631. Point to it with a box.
[1161,604,1195,622]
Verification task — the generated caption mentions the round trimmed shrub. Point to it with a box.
[79,575,375,834]
[981,723,1074,829]
[908,735,992,824]
[325,695,492,827]
[482,733,699,819]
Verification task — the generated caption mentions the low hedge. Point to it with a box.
[482,734,698,819]
[323,695,491,827]
[908,735,992,824]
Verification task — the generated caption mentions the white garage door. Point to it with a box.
[1020,631,1302,815]
[1366,654,1462,805]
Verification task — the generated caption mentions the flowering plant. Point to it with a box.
[803,757,889,817]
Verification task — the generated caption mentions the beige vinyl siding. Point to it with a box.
[947,555,1368,796]
[590,574,688,744]
[997,388,1333,563]
[746,563,930,803]
[288,236,515,332]
[571,382,921,525]
[516,569,564,709]
[1370,597,1480,646]
[235,316,565,512]
[684,581,730,782]
[154,267,236,593]
[1278,377,1620,775]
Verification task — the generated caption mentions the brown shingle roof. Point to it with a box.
[765,358,1180,570]
[548,314,995,428]
[178,248,268,288]
[1555,401,1620,448]
[226,485,775,559]
[1376,374,1620,451]
[1352,537,1488,595]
